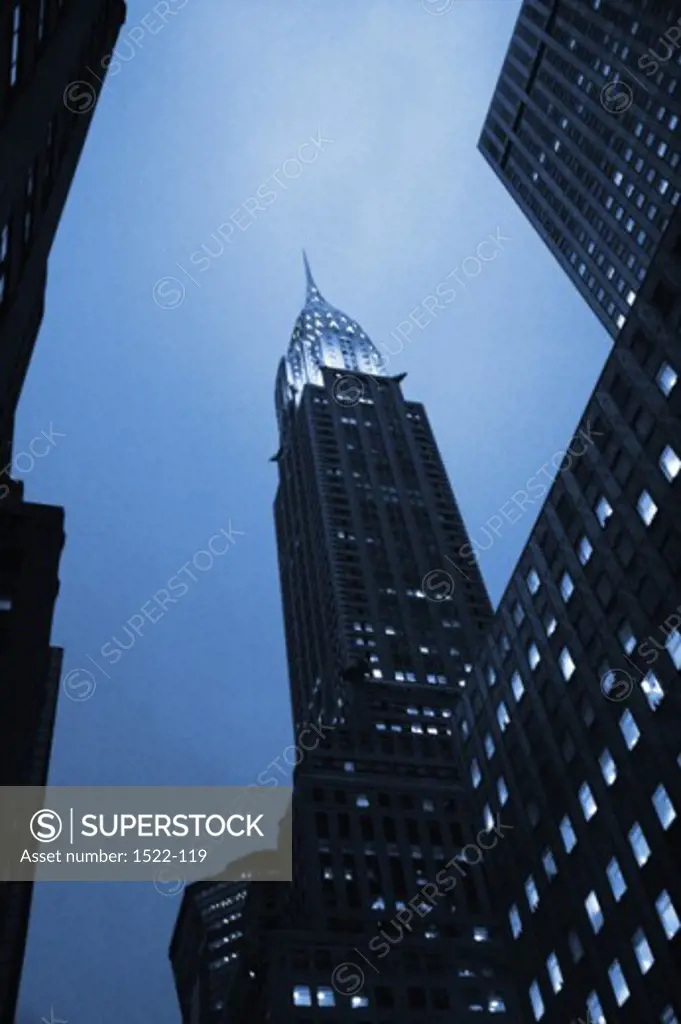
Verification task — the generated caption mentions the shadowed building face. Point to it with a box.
[479,0,681,339]
[169,259,522,1021]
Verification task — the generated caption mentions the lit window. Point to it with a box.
[560,572,574,601]
[509,904,522,938]
[642,670,665,710]
[487,665,497,687]
[579,782,597,821]
[618,620,637,655]
[657,890,681,938]
[560,815,577,853]
[542,848,558,880]
[344,761,355,772]
[293,986,312,1007]
[620,709,640,749]
[473,926,489,942]
[544,615,557,637]
[356,795,369,808]
[528,643,541,670]
[657,361,678,396]
[586,992,606,1024]
[599,749,617,786]
[652,783,677,830]
[511,670,525,702]
[596,496,613,527]
[666,629,681,670]
[547,952,563,993]
[578,535,593,564]
[633,928,654,974]
[489,995,506,1014]
[637,490,658,526]
[559,647,576,681]
[10,4,20,87]
[513,602,525,626]
[661,1006,679,1024]
[609,960,630,1006]
[529,981,545,1021]
[660,445,681,482]
[628,822,651,866]
[423,798,434,812]
[497,702,510,731]
[525,876,540,912]
[484,734,495,759]
[317,987,336,1007]
[497,776,509,806]
[607,857,627,901]
[585,890,604,933]
[351,995,369,1009]
[527,569,541,595]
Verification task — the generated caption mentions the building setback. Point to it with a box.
[479,0,681,338]
[170,262,523,1022]
[0,2,125,1020]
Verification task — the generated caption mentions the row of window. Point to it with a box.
[529,890,679,1019]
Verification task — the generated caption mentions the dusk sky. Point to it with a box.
[14,1,611,1019]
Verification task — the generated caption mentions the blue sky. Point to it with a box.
[15,1,611,1019]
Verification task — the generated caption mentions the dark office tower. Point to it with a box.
[0,6,124,1017]
[457,207,681,1024]
[0,0,126,465]
[479,0,681,338]
[0,483,65,1023]
[170,260,522,1022]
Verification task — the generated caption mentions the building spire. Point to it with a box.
[275,254,386,435]
[302,249,321,303]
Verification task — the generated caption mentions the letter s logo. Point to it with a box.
[30,809,63,843]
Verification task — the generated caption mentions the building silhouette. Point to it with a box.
[458,204,681,1024]
[171,5,681,1022]
[479,0,681,338]
[471,2,681,1021]
[170,261,522,1021]
[0,1,125,1019]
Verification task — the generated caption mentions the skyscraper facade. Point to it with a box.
[0,3,125,1018]
[456,197,681,1022]
[0,0,126,466]
[479,0,681,338]
[0,482,65,1023]
[170,263,522,1022]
